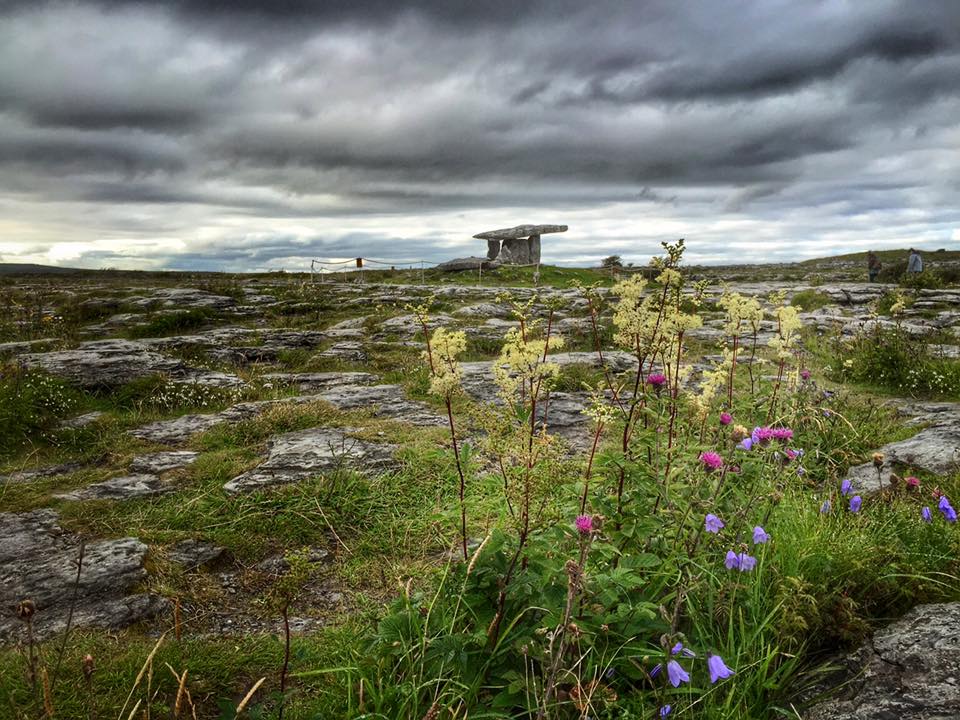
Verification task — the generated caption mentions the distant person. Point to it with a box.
[907,248,923,274]
[867,251,881,282]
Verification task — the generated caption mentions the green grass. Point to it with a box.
[3,264,959,719]
[126,309,216,339]
[789,289,833,311]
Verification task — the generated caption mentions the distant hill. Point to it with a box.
[0,263,85,275]
[799,248,960,265]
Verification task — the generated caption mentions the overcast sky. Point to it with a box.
[1,0,958,271]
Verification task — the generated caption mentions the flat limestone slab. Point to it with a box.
[0,510,167,642]
[55,474,170,501]
[317,384,445,426]
[224,427,396,492]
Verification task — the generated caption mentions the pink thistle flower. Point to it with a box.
[905,476,920,489]
[700,451,724,471]
[751,426,794,444]
[575,515,594,535]
[800,369,811,381]
[646,373,668,391]
[719,412,733,425]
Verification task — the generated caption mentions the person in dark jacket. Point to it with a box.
[867,251,881,282]
[907,248,923,273]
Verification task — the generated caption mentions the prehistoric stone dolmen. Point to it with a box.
[436,224,568,271]
[474,224,568,265]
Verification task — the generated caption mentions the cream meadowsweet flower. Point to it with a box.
[425,327,467,397]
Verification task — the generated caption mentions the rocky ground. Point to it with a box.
[1,269,959,716]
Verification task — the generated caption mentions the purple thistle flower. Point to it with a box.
[700,451,724,471]
[720,412,733,425]
[660,706,672,717]
[752,526,771,544]
[820,499,832,514]
[725,550,740,570]
[707,654,735,683]
[849,495,862,513]
[738,553,757,572]
[705,513,725,534]
[840,479,853,496]
[666,659,690,687]
[574,515,594,535]
[800,369,811,380]
[922,506,932,523]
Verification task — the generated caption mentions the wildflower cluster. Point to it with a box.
[424,327,466,397]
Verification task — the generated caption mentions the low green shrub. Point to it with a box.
[790,290,833,311]
[0,367,82,457]
[126,309,213,339]
[830,321,960,398]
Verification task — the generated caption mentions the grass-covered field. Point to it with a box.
[2,245,959,718]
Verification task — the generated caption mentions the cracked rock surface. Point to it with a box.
[224,426,396,492]
[844,402,960,495]
[0,510,168,642]
[805,602,960,719]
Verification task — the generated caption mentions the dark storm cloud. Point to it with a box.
[0,0,958,269]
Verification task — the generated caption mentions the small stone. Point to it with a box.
[167,539,226,570]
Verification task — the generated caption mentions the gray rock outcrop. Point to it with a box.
[224,426,396,492]
[20,339,243,390]
[436,256,499,272]
[130,451,199,474]
[167,539,226,570]
[844,404,960,495]
[316,384,445,426]
[805,602,960,719]
[0,510,167,642]
[55,474,171,501]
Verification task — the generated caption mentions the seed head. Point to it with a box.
[16,599,36,621]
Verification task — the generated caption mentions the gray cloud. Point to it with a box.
[0,0,957,270]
